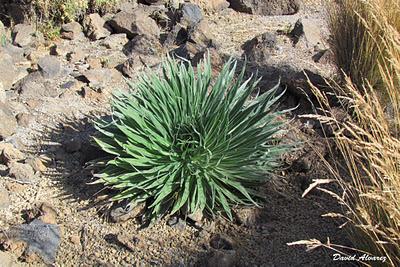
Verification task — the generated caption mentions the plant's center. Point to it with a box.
[173,122,208,172]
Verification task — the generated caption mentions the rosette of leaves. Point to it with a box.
[93,56,291,221]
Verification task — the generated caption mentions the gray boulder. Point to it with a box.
[83,13,111,40]
[123,34,162,56]
[101,33,129,50]
[61,21,84,40]
[108,9,160,39]
[180,3,203,28]
[37,56,62,79]
[12,24,35,47]
[16,72,59,100]
[0,102,17,139]
[0,51,20,90]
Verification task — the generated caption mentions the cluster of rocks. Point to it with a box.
[242,17,334,99]
[0,142,54,264]
[106,197,260,266]
[0,143,46,185]
[0,0,226,112]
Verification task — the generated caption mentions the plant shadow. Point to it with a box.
[26,113,115,211]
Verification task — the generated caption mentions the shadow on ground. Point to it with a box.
[27,113,113,207]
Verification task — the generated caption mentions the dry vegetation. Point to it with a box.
[31,0,121,21]
[28,0,120,38]
[299,0,400,266]
[328,0,400,93]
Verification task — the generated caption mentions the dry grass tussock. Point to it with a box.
[328,0,400,94]
[290,0,400,266]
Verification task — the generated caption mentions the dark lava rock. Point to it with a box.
[290,18,304,45]
[123,34,162,56]
[180,3,203,28]
[143,0,164,4]
[242,32,278,63]
[108,9,160,39]
[228,0,300,16]
[313,49,334,64]
[172,19,219,61]
[6,219,61,264]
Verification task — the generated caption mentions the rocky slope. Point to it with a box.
[0,0,349,266]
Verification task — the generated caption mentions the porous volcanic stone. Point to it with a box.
[228,0,300,16]
[7,219,61,264]
[108,9,160,39]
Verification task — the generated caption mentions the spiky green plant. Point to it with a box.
[93,56,291,221]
